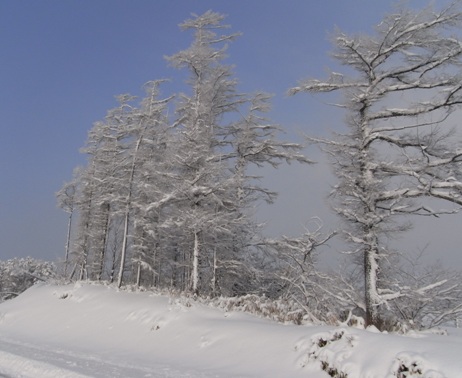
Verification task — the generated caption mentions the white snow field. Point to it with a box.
[0,283,461,377]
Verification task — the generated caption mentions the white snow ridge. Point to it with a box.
[0,282,461,377]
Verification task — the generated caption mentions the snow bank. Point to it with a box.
[0,283,461,377]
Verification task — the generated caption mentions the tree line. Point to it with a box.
[58,4,462,331]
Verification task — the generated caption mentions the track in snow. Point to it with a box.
[0,338,214,378]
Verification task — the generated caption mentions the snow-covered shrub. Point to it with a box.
[307,329,355,378]
[0,257,55,301]
[210,294,313,325]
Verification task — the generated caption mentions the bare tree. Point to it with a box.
[266,218,338,323]
[290,2,462,328]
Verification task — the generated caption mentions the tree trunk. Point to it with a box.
[136,261,141,287]
[79,254,87,281]
[211,248,217,297]
[96,204,110,281]
[117,208,130,288]
[109,243,117,284]
[117,130,145,288]
[364,246,380,328]
[192,230,200,295]
[63,211,73,276]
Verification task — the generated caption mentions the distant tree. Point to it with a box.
[71,163,95,281]
[70,94,136,281]
[290,2,462,328]
[56,173,78,276]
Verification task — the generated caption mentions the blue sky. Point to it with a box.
[2,0,460,269]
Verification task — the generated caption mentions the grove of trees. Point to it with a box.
[57,3,462,331]
[57,11,309,298]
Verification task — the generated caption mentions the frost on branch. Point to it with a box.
[290,1,462,329]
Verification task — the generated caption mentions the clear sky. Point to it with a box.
[1,0,460,269]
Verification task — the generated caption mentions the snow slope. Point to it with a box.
[0,283,461,377]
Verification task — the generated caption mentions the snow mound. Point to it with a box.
[0,283,461,377]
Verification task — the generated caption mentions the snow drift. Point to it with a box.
[0,283,461,377]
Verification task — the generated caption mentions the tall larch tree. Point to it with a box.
[290,2,462,328]
[165,11,243,295]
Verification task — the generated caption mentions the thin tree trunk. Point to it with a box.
[211,248,217,297]
[79,254,87,281]
[97,204,110,281]
[63,211,73,276]
[117,208,130,288]
[192,230,200,295]
[109,242,117,284]
[136,261,141,287]
[183,249,188,292]
[78,182,95,281]
[78,218,91,281]
[79,221,90,281]
[117,123,146,288]
[69,262,78,281]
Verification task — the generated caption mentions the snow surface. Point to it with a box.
[0,283,461,377]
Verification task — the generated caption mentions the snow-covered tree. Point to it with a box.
[222,92,312,296]
[69,94,136,281]
[60,10,312,301]
[0,258,55,301]
[164,11,245,295]
[56,173,78,276]
[290,2,462,328]
[116,80,173,287]
[65,83,174,287]
[163,11,312,296]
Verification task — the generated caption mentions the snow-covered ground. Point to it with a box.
[0,283,461,377]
